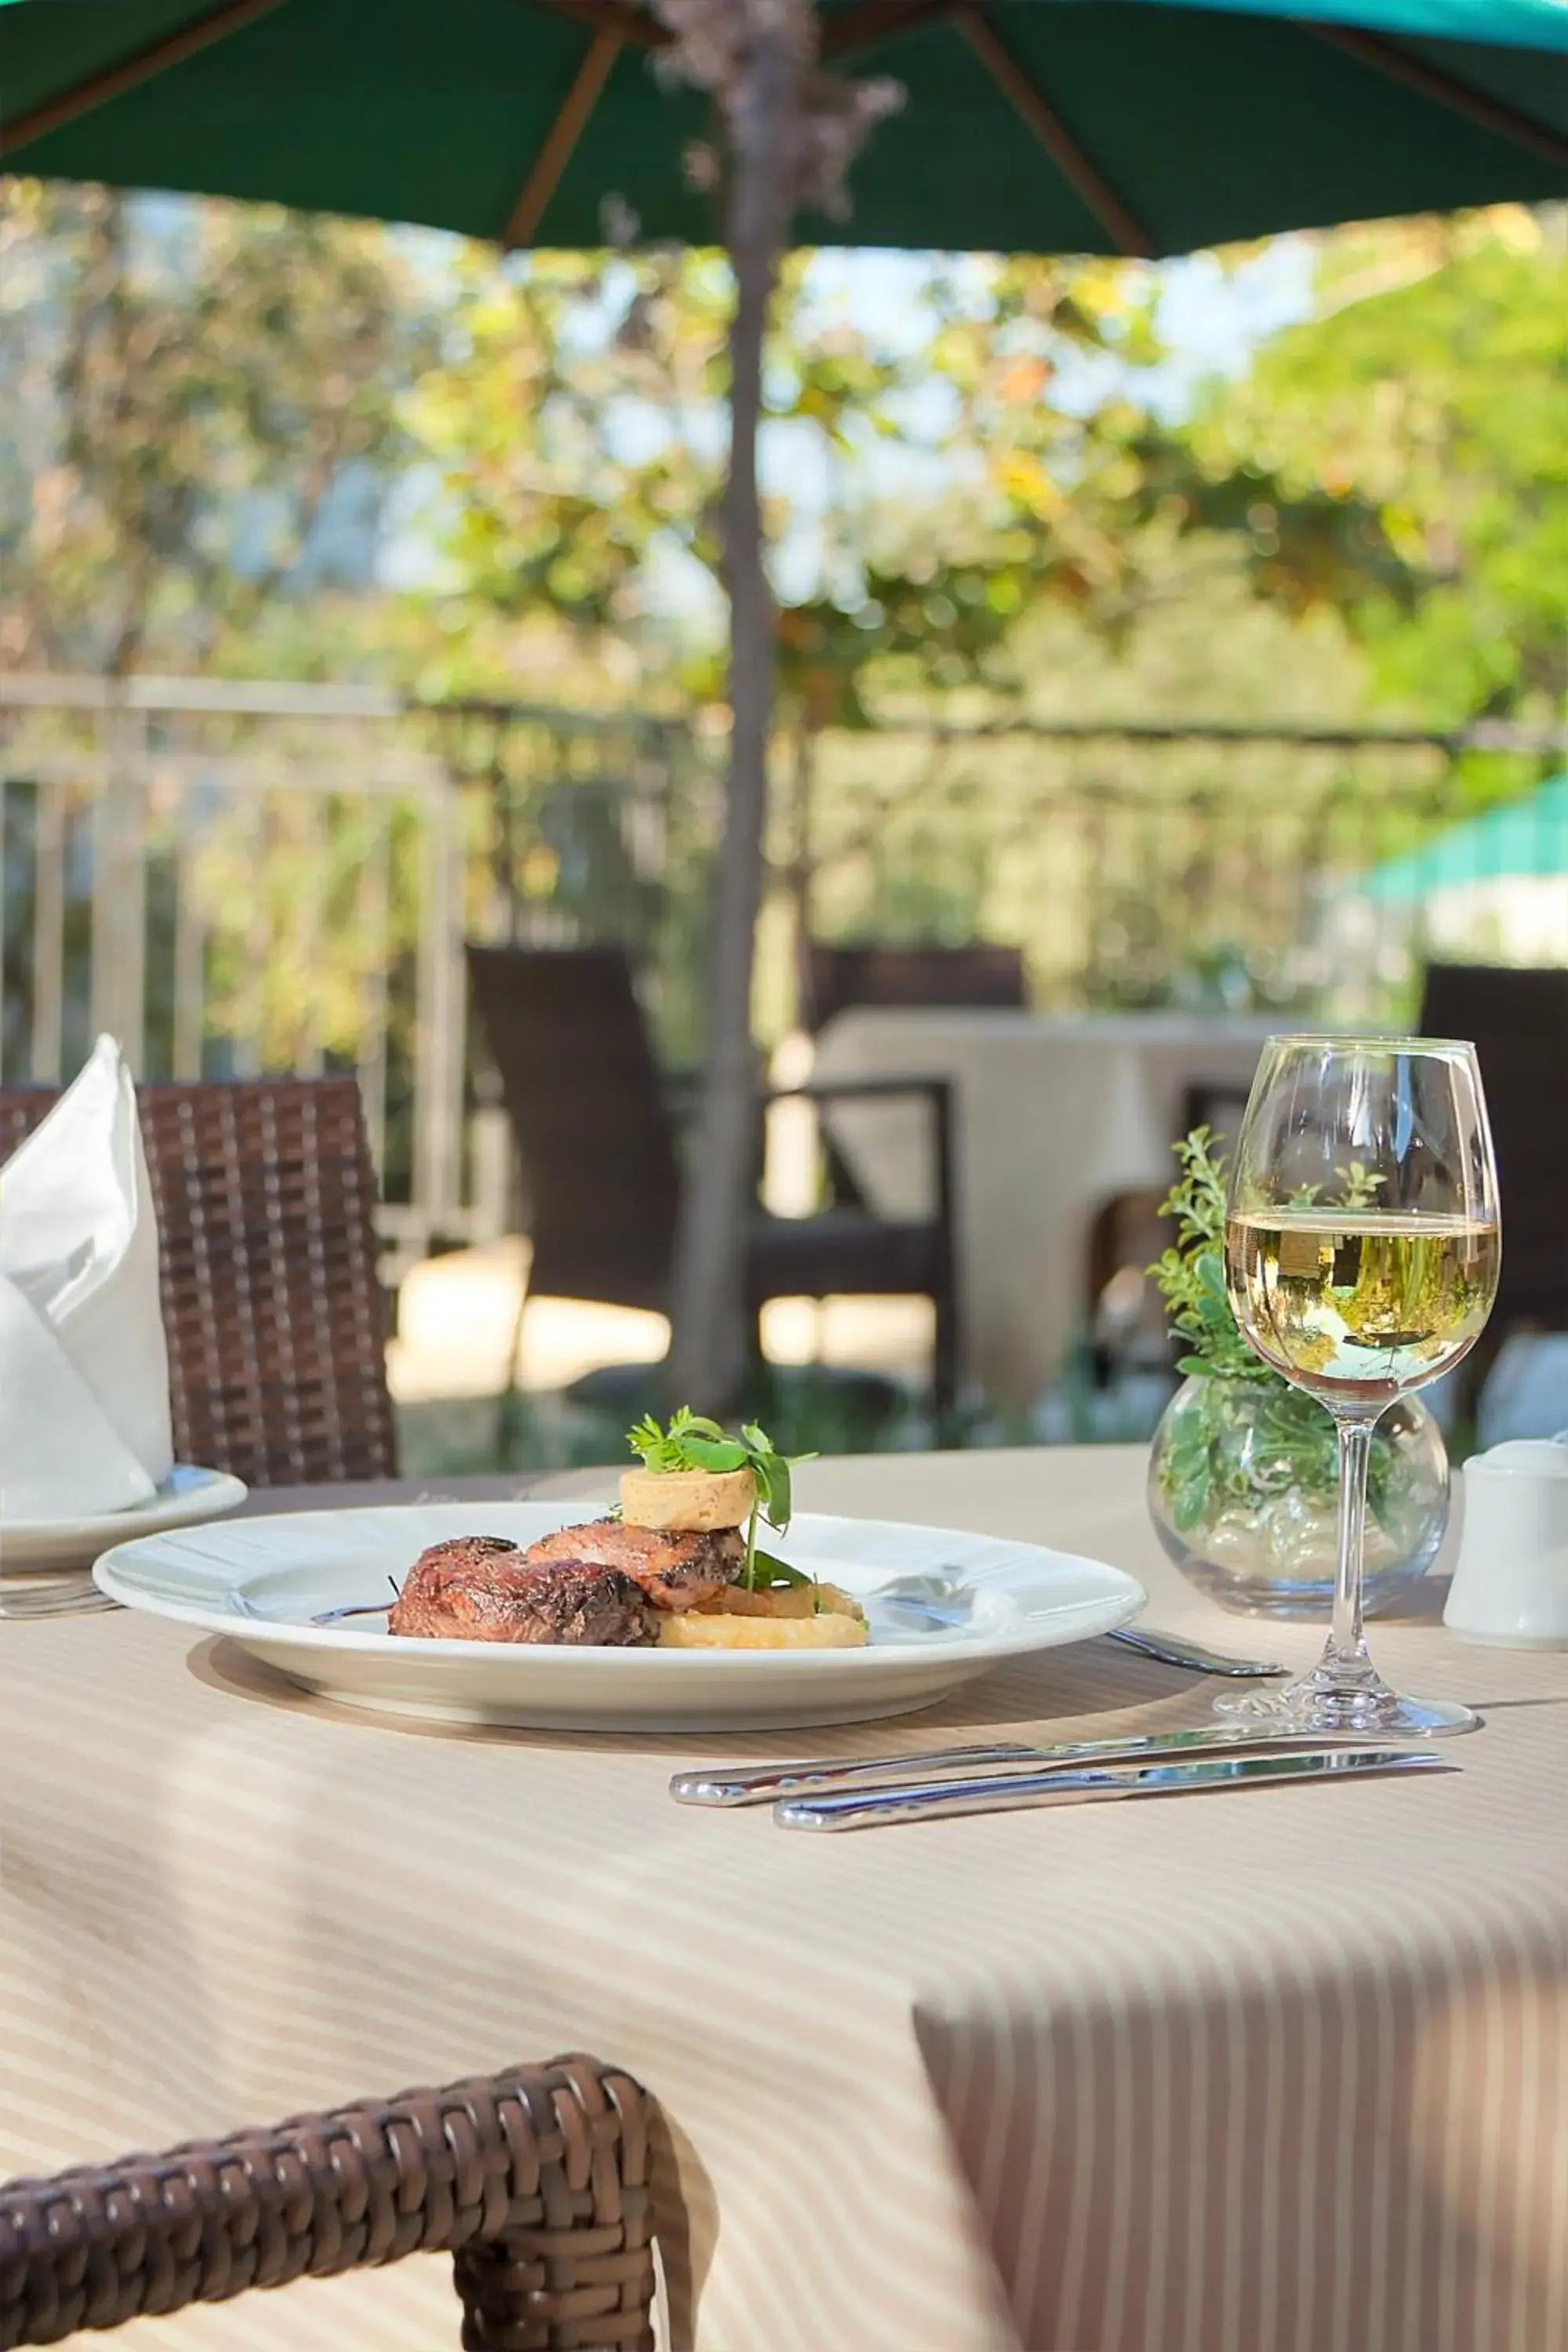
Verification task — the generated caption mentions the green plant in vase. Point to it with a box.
[1146,1129,1450,1617]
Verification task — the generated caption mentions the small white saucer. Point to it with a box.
[2,1465,249,1573]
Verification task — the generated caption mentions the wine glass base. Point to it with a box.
[1214,1673,1478,1739]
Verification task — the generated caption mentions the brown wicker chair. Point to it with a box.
[0,2055,657,2350]
[466,945,959,1412]
[1419,963,1568,1386]
[0,1077,397,1486]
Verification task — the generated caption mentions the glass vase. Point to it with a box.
[1148,1373,1449,1619]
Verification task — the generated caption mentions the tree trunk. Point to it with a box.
[663,28,796,1413]
[787,716,816,1029]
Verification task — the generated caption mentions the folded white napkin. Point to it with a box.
[0,1036,174,1523]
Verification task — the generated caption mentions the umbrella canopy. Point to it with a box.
[1362,775,1568,903]
[2,0,1566,259]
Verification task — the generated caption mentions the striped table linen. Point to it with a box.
[2,1445,1566,2352]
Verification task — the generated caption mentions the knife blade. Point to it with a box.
[774,1746,1456,1831]
[670,1719,1446,1808]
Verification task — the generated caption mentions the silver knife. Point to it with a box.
[672,1741,1040,1806]
[670,1719,1441,1808]
[774,1747,1455,1831]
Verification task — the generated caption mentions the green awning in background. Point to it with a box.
[1361,777,1568,904]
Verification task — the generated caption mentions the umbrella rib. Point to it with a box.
[504,24,625,247]
[0,0,289,156]
[1309,24,1568,172]
[955,7,1152,257]
[516,0,666,55]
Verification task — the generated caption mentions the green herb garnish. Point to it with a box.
[1149,1127,1258,1386]
[626,1409,818,1589]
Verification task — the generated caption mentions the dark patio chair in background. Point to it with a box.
[1084,1185,1171,1384]
[799,938,1028,1034]
[1419,962,1568,1380]
[1083,1085,1258,1387]
[0,2055,658,2350]
[0,1076,397,1486]
[1181,1080,1255,1163]
[794,942,1025,1234]
[466,943,959,1413]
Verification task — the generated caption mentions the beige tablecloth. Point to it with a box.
[810,1010,1276,1403]
[3,1449,1567,2352]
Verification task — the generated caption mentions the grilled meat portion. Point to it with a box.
[388,1538,658,1646]
[384,1519,746,1643]
[413,1534,520,1569]
[522,1519,745,1611]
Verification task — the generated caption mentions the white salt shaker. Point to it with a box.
[1443,1439,1568,1648]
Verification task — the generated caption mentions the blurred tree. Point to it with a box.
[417,244,1205,1090]
[416,242,1212,1080]
[0,176,445,1110]
[1174,207,1568,729]
[409,247,731,681]
[416,245,1176,709]
[0,177,437,676]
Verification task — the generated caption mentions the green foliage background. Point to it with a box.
[2,182,1563,1091]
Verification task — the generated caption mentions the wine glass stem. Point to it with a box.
[1328,1411,1376,1674]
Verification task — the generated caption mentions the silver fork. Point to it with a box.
[1108,1624,1289,1678]
[874,1575,1287,1678]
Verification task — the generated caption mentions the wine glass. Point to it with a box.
[1220,1036,1500,1737]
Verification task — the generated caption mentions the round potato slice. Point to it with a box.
[619,1465,757,1532]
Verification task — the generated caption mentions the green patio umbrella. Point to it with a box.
[1363,775,1568,902]
[2,0,1566,256]
[5,0,1567,1409]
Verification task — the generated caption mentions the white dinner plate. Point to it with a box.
[2,1465,249,1573]
[93,1501,1145,1733]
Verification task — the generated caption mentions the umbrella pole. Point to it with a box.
[664,26,796,1412]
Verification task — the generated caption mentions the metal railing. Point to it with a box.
[3,674,1563,1269]
[789,717,1568,1022]
[0,677,705,1273]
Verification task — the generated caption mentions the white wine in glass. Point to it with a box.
[1226,1211,1500,1403]
[1219,1038,1501,1736]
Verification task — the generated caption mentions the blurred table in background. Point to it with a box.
[810,1009,1276,1405]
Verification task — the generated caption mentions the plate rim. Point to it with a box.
[92,1498,1147,1670]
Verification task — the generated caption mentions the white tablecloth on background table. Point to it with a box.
[3,1450,1566,2352]
[810,1009,1277,1404]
